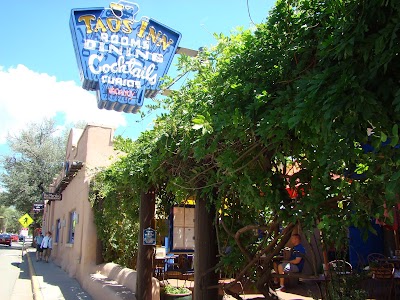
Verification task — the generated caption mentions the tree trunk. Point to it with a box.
[194,195,219,300]
[137,189,156,300]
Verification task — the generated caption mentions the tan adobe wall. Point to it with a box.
[45,124,120,286]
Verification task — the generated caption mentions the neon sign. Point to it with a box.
[70,1,181,113]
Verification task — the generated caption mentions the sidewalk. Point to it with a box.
[17,247,93,300]
[14,246,319,300]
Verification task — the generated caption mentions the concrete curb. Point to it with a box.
[26,248,44,300]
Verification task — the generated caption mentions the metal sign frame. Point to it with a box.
[42,192,62,201]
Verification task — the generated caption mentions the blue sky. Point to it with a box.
[0,0,275,157]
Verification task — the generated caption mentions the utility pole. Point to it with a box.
[0,216,4,232]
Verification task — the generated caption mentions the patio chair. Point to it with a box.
[165,255,178,270]
[182,272,194,288]
[328,260,352,275]
[171,254,190,271]
[154,257,166,280]
[367,253,387,264]
[168,254,186,270]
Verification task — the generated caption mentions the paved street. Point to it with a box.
[0,241,33,300]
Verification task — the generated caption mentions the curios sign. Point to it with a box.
[70,1,182,113]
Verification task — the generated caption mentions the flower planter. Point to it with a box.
[162,285,192,300]
[164,292,192,300]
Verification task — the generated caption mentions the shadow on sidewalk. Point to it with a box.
[27,248,92,300]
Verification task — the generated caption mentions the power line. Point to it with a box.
[246,0,256,26]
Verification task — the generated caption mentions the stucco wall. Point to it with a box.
[44,124,119,284]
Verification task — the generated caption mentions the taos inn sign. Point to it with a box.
[70,1,181,113]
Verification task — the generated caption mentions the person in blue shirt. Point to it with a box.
[273,233,306,292]
[34,232,44,261]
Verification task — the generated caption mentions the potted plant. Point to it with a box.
[163,284,192,300]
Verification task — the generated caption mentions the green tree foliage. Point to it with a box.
[89,132,182,267]
[0,205,22,233]
[89,143,141,269]
[90,0,399,298]
[0,118,66,212]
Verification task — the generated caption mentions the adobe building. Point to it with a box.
[42,124,119,285]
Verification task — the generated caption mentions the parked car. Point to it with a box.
[0,234,12,246]
[19,235,25,242]
[11,234,19,242]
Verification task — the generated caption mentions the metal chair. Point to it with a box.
[164,255,178,270]
[328,260,352,275]
[182,272,194,288]
[367,253,387,264]
[154,257,166,280]
[169,254,184,270]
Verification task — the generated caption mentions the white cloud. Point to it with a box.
[0,64,127,144]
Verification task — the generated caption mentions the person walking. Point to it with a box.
[41,231,53,263]
[34,232,44,261]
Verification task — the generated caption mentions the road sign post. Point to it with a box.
[18,214,33,256]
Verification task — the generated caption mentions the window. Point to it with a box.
[170,206,195,251]
[55,219,60,243]
[68,211,77,244]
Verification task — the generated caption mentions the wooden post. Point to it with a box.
[320,231,330,276]
[137,189,156,300]
[194,195,219,300]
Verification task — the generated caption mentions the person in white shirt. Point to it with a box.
[41,231,53,263]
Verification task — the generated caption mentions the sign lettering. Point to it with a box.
[42,192,62,201]
[70,1,181,113]
[33,203,45,212]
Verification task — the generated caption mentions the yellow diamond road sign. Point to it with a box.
[19,213,34,228]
